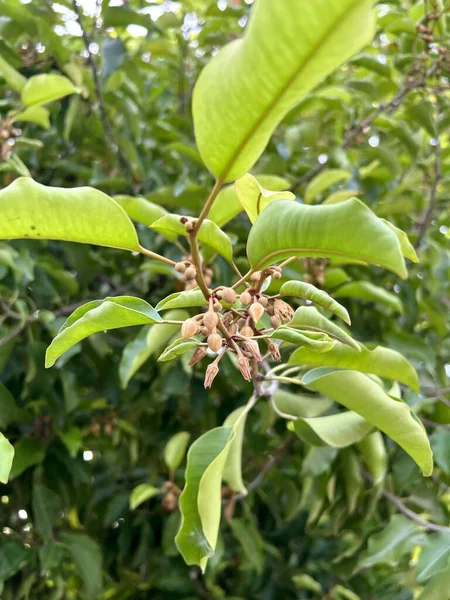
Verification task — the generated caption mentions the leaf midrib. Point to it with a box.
[219,0,367,180]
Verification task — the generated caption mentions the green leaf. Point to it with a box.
[430,431,450,476]
[271,327,336,353]
[235,173,294,224]
[0,178,141,252]
[46,296,163,368]
[272,389,333,418]
[113,194,173,231]
[0,53,26,91]
[289,341,419,390]
[280,280,350,324]
[156,289,208,312]
[32,480,61,539]
[0,540,31,580]
[21,73,77,107]
[223,406,249,495]
[158,338,203,363]
[417,532,450,582]
[193,0,375,181]
[209,175,292,227]
[151,214,233,262]
[13,106,51,130]
[304,169,351,204]
[302,368,433,476]
[119,310,187,388]
[358,515,424,569]
[324,189,361,205]
[59,427,83,458]
[292,574,322,593]
[0,382,22,428]
[290,411,372,447]
[357,431,387,484]
[417,560,450,600]
[382,220,418,263]
[334,281,403,314]
[10,438,45,479]
[0,432,14,484]
[247,199,407,278]
[164,432,191,473]
[341,448,363,514]
[289,306,359,349]
[58,532,103,599]
[129,484,161,510]
[228,519,265,574]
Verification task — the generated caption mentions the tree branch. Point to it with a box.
[414,134,442,249]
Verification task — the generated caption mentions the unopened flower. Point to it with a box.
[184,265,197,280]
[204,362,220,388]
[237,356,252,381]
[249,301,264,323]
[181,318,199,339]
[250,271,262,282]
[221,287,237,304]
[207,332,222,352]
[270,314,281,329]
[267,340,281,362]
[244,339,262,362]
[240,325,254,338]
[189,346,208,366]
[203,310,219,331]
[174,262,186,273]
[240,291,252,305]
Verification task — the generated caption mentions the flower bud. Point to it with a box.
[267,340,281,362]
[250,271,262,282]
[237,356,252,382]
[228,322,237,335]
[259,296,268,307]
[189,346,208,366]
[181,318,199,339]
[184,220,195,233]
[249,301,264,323]
[240,325,254,338]
[237,317,247,329]
[273,271,281,280]
[270,315,281,329]
[266,304,275,316]
[240,291,252,305]
[221,287,237,304]
[184,265,197,280]
[200,326,209,336]
[207,333,222,353]
[244,339,262,362]
[213,300,222,312]
[204,362,220,388]
[203,310,219,331]
[175,262,186,273]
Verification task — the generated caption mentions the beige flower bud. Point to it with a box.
[204,362,220,388]
[184,265,197,280]
[259,296,268,307]
[181,318,199,339]
[273,271,282,280]
[237,317,247,329]
[228,322,237,335]
[207,333,222,353]
[203,310,219,331]
[240,291,252,305]
[237,356,252,382]
[221,287,237,304]
[266,304,275,316]
[270,315,281,329]
[175,262,186,273]
[184,220,195,233]
[249,301,264,323]
[213,300,222,312]
[250,271,262,282]
[200,326,209,336]
[240,325,254,338]
[188,346,208,366]
[267,340,281,362]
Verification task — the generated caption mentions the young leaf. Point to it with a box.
[164,432,191,474]
[46,296,163,368]
[209,175,292,227]
[21,73,77,107]
[58,532,103,599]
[158,338,203,363]
[129,484,161,510]
[289,341,419,390]
[156,289,208,312]
[357,432,387,485]
[280,280,350,324]
[247,199,407,278]
[334,281,403,314]
[222,406,249,495]
[271,327,336,353]
[302,368,433,476]
[151,214,233,262]
[235,173,294,224]
[0,432,14,484]
[289,306,359,349]
[0,178,141,252]
[272,389,333,419]
[193,0,375,181]
[304,169,351,204]
[290,411,373,448]
[13,106,51,129]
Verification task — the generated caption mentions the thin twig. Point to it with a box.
[415,135,442,248]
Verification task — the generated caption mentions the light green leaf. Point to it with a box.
[417,532,450,583]
[156,288,208,312]
[289,341,419,390]
[193,0,375,181]
[21,73,77,107]
[158,338,203,363]
[271,327,336,353]
[357,431,387,484]
[119,310,187,388]
[235,173,294,224]
[341,448,363,514]
[280,280,350,324]
[0,53,26,91]
[324,189,360,204]
[0,432,14,484]
[151,214,233,262]
[304,169,351,204]
[292,574,322,593]
[272,389,333,419]
[335,281,403,314]
[13,106,51,130]
[358,515,424,569]
[247,199,407,278]
[59,427,83,458]
[58,533,103,599]
[209,175,292,227]
[381,220,418,263]
[289,306,359,349]
[290,411,372,448]
[223,406,249,494]
[164,432,191,473]
[46,296,162,368]
[417,559,450,600]
[129,484,161,510]
[113,194,173,231]
[302,368,433,476]
[0,178,141,252]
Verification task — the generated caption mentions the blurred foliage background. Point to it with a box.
[0,0,450,598]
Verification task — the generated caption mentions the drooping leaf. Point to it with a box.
[129,484,161,510]
[271,327,336,353]
[223,406,249,495]
[272,389,333,419]
[290,411,372,448]
[357,431,387,484]
[58,533,103,599]
[280,280,350,324]
[417,532,450,583]
[156,289,208,312]
[382,220,418,263]
[341,448,363,513]
[151,214,233,262]
[289,341,419,390]
[45,296,163,368]
[0,178,141,252]
[334,281,403,314]
[113,194,172,229]
[302,368,433,476]
[304,169,351,204]
[289,306,359,349]
[158,338,203,363]
[209,175,292,227]
[0,432,14,484]
[247,200,407,278]
[21,73,77,107]
[235,173,295,224]
[358,515,424,569]
[193,0,375,181]
[164,432,191,473]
